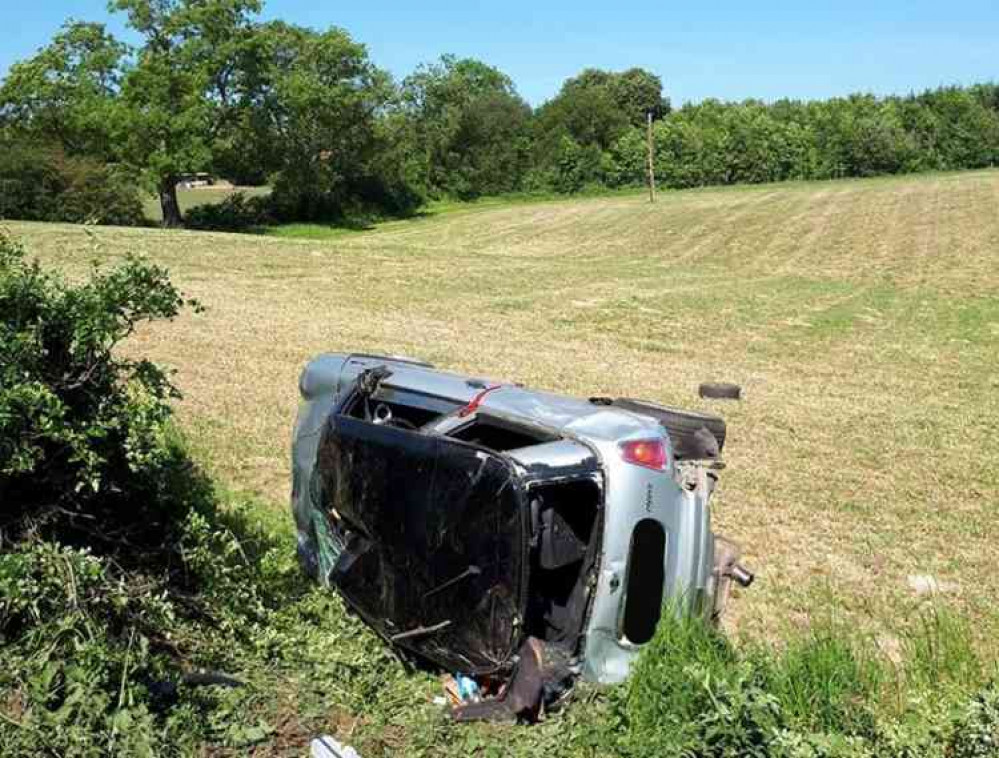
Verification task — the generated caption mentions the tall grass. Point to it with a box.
[750,623,883,736]
[609,603,997,757]
[904,606,985,692]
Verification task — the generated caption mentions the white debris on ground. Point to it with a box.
[311,735,361,758]
[907,574,957,596]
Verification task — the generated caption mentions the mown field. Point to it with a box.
[7,169,999,753]
[142,184,271,223]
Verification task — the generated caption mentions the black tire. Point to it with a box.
[699,382,742,400]
[612,398,726,460]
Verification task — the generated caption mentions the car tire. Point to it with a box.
[612,399,726,459]
[699,382,742,400]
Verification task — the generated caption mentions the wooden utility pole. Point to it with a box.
[646,109,656,203]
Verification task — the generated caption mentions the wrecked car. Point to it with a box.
[291,353,752,720]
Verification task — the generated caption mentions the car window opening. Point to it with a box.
[448,415,558,452]
[621,519,667,645]
[524,479,601,644]
[341,389,459,430]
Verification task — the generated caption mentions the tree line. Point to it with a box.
[2,0,998,228]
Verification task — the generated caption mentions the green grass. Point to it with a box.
[611,603,995,756]
[264,187,649,240]
[142,185,270,224]
[5,168,999,754]
[6,515,993,756]
[142,182,643,235]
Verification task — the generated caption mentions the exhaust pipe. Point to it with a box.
[710,536,753,623]
[730,563,754,588]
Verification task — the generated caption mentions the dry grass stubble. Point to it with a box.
[10,169,999,644]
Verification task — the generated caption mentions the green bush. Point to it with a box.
[184,192,274,232]
[544,135,607,194]
[0,232,197,553]
[0,142,65,221]
[0,140,144,226]
[947,681,999,758]
[266,165,424,226]
[0,505,300,756]
[0,234,305,753]
[0,541,182,757]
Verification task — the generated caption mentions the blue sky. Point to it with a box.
[3,1,996,106]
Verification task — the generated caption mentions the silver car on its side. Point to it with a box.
[292,353,752,719]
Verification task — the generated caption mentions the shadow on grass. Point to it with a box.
[260,208,438,239]
[2,422,310,610]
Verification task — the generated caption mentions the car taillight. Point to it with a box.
[620,438,668,471]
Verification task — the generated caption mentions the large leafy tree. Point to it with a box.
[530,67,668,191]
[110,0,263,226]
[0,3,404,225]
[1,0,263,227]
[0,22,127,160]
[615,68,671,124]
[251,22,401,219]
[400,56,532,199]
[536,67,668,152]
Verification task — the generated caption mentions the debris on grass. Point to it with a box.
[311,735,361,758]
[908,574,957,596]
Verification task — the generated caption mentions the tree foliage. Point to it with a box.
[399,55,532,199]
[255,23,419,220]
[604,88,999,191]
[0,232,197,548]
[1,0,998,226]
[0,137,144,225]
[536,67,667,151]
[0,22,126,159]
[109,0,264,226]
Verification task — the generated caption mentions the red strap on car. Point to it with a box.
[458,384,504,417]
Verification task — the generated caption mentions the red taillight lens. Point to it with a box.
[620,438,669,471]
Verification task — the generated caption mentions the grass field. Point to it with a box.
[142,184,271,223]
[7,169,999,751]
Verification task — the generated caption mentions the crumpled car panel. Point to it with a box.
[317,414,529,674]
